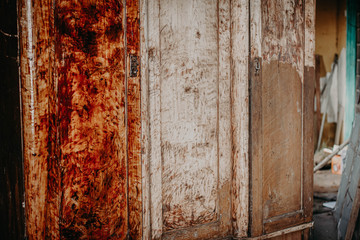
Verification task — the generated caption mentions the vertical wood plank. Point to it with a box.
[304,0,315,226]
[140,0,151,238]
[147,0,162,238]
[218,0,232,235]
[160,0,219,231]
[54,1,127,238]
[249,58,263,237]
[231,0,250,237]
[19,0,52,238]
[303,66,314,224]
[250,0,313,237]
[249,0,263,237]
[45,0,61,238]
[126,0,142,238]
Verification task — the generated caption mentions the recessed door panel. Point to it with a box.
[250,0,314,236]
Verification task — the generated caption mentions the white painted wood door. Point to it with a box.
[140,0,250,239]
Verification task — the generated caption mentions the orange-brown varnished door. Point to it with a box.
[249,0,315,237]
[19,0,141,239]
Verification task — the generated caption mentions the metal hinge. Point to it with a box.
[129,54,139,77]
[254,57,261,76]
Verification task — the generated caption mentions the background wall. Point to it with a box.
[316,0,347,75]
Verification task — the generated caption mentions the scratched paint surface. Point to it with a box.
[20,0,142,239]
[261,0,305,78]
[159,0,219,230]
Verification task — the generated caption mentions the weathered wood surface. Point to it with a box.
[335,105,360,240]
[231,0,250,237]
[19,0,53,238]
[142,0,247,238]
[249,0,314,236]
[126,1,142,238]
[0,0,25,239]
[19,0,141,239]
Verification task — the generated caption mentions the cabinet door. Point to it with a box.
[20,0,141,239]
[249,0,315,237]
[142,0,238,239]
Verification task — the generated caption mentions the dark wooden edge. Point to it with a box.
[303,66,315,223]
[249,57,263,237]
[264,211,303,234]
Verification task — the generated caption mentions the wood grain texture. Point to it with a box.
[249,1,263,236]
[19,0,52,238]
[261,0,305,79]
[304,0,315,68]
[303,0,315,229]
[249,0,313,237]
[268,230,302,240]
[126,0,142,238]
[262,61,302,220]
[143,0,234,238]
[303,66,314,224]
[146,0,162,237]
[55,1,127,238]
[160,0,219,230]
[231,0,250,237]
[335,106,360,240]
[20,0,142,239]
[140,0,151,238]
[249,57,263,237]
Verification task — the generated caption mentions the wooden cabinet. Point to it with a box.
[19,0,314,239]
[249,0,315,237]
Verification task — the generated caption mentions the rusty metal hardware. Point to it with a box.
[254,57,261,76]
[130,54,139,77]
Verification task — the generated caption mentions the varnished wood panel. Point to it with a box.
[55,1,127,238]
[126,0,142,238]
[20,0,142,239]
[19,0,53,238]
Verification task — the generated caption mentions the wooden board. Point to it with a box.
[141,0,250,238]
[335,105,360,240]
[19,0,141,239]
[0,0,25,239]
[249,0,315,236]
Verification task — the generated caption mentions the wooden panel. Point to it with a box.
[160,0,219,230]
[335,106,360,240]
[144,0,234,238]
[0,0,25,238]
[231,0,250,237]
[269,230,303,240]
[19,0,52,238]
[250,0,314,237]
[55,1,127,238]
[304,0,315,225]
[262,61,302,219]
[126,0,142,238]
[20,0,142,239]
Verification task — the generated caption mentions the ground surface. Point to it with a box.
[313,191,337,239]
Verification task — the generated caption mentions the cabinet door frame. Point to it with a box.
[249,0,315,237]
[140,0,250,239]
